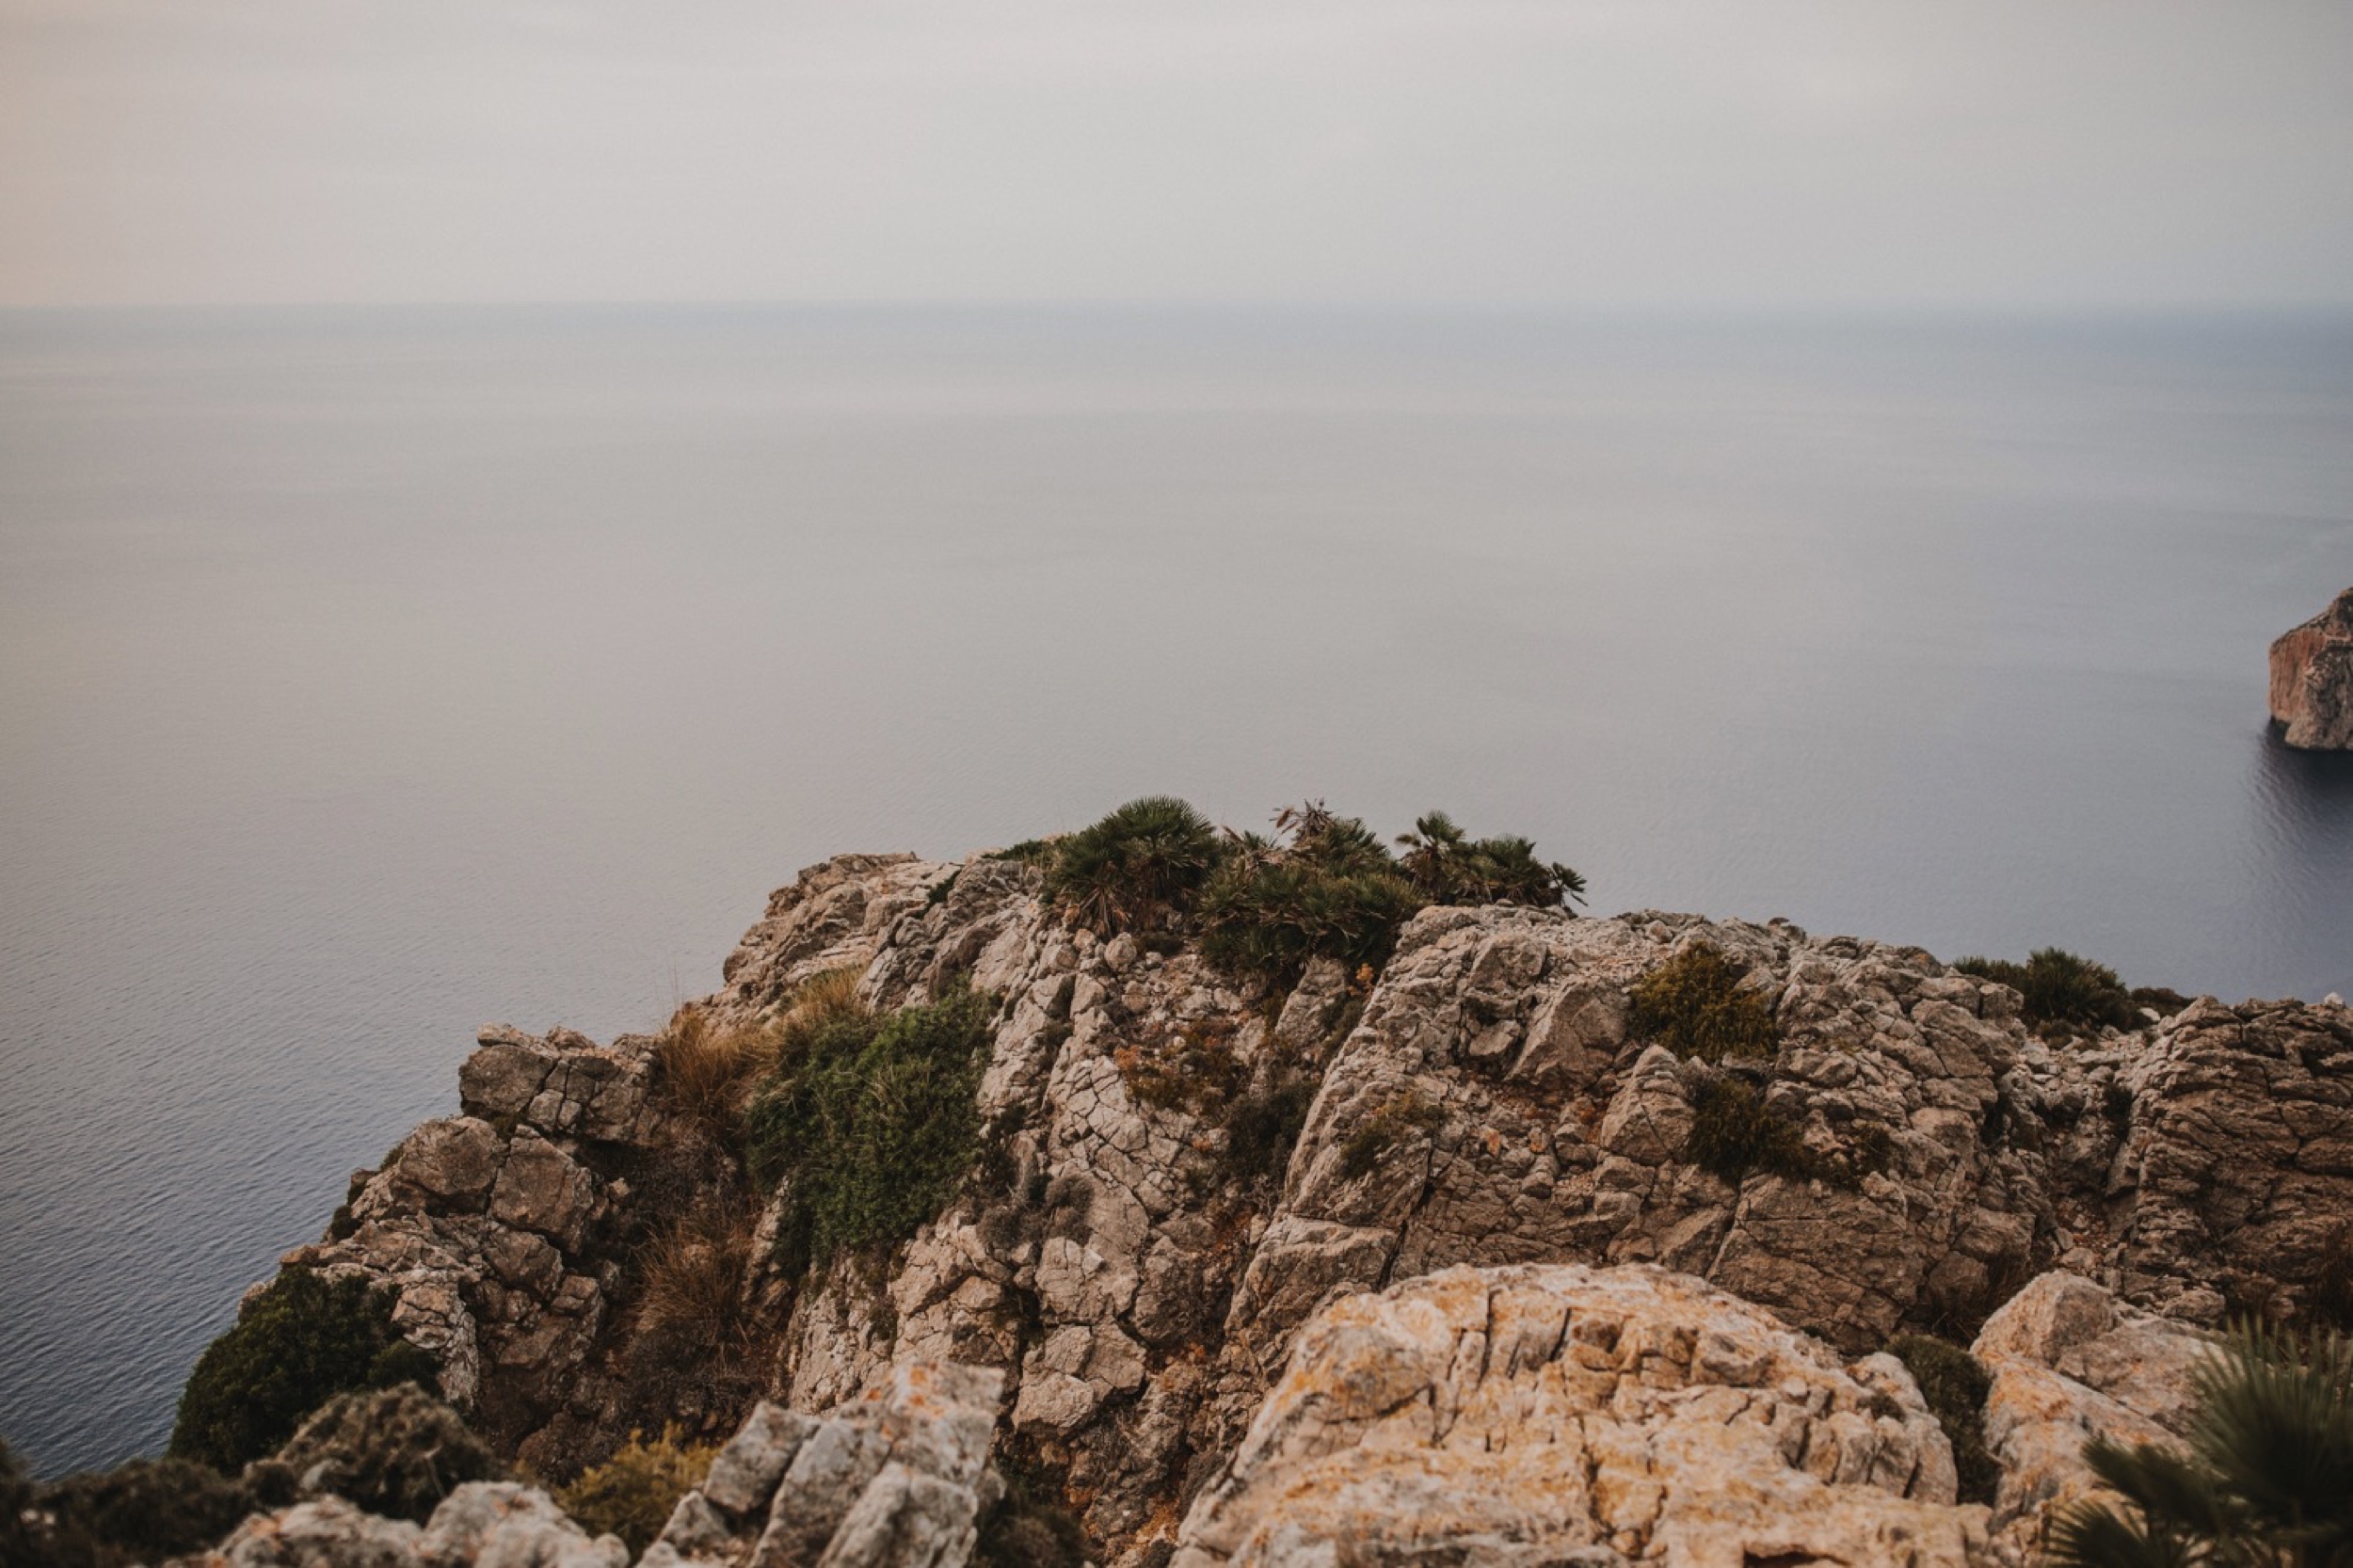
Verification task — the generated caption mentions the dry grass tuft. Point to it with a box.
[654,1007,778,1127]
[636,1203,758,1362]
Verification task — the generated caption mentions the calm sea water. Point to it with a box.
[2,306,2349,1477]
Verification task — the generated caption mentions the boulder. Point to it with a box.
[1174,1262,1994,1568]
[642,1360,1003,1568]
[199,1482,626,1568]
[2269,586,2353,748]
[1971,1272,2209,1555]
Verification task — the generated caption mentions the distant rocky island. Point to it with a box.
[2270,586,2353,748]
[8,800,2352,1568]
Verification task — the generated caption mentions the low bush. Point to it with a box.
[1683,1075,1817,1184]
[1118,1019,1248,1112]
[1221,1075,1320,1188]
[1395,810,1586,908]
[984,838,1058,867]
[1953,949,2139,1035]
[1885,1335,1997,1506]
[743,985,996,1277]
[1628,946,1780,1063]
[1044,797,1225,936]
[1337,1093,1448,1180]
[246,1382,498,1523]
[8,1451,254,1568]
[555,1425,720,1555]
[170,1269,440,1473]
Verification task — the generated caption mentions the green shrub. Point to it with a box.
[1953,949,2139,1035]
[1628,946,1780,1063]
[246,1383,498,1523]
[556,1426,720,1555]
[1196,804,1424,986]
[3,1448,254,1568]
[1886,1336,1997,1506]
[1395,810,1586,908]
[169,1269,439,1472]
[1683,1075,1817,1184]
[1337,1093,1449,1180]
[1044,797,1225,936]
[1221,1076,1320,1188]
[984,838,1057,867]
[2049,1323,2353,1566]
[743,985,996,1276]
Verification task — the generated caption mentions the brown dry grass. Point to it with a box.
[636,1202,758,1361]
[654,968,871,1128]
[653,1007,777,1127]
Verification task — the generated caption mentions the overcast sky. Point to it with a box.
[3,0,2349,309]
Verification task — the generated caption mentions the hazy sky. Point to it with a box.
[4,0,2350,309]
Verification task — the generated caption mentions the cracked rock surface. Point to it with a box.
[235,849,2353,1566]
[1173,1262,1994,1568]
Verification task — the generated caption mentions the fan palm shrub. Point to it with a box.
[1195,803,1423,985]
[1043,796,1225,936]
[2048,1322,2353,1567]
[1395,810,1587,909]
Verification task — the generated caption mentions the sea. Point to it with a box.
[2,305,2349,1477]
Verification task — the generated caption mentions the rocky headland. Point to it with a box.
[2270,585,2353,748]
[12,807,2352,1568]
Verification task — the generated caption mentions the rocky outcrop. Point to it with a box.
[197,1482,628,1568]
[643,1361,1001,1568]
[277,1025,664,1425]
[2104,996,2353,1323]
[244,849,2353,1566]
[2269,586,2353,748]
[1971,1272,2209,1557]
[1238,908,2047,1359]
[1175,1262,1994,1568]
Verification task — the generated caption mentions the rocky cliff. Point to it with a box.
[147,843,2353,1567]
[2270,585,2353,748]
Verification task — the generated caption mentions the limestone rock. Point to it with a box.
[642,1361,1003,1568]
[200,1482,625,1568]
[1176,1262,1994,1568]
[279,1022,653,1421]
[2105,995,2353,1323]
[2269,585,2353,748]
[1971,1272,2209,1554]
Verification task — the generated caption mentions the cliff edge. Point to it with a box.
[2269,586,2353,748]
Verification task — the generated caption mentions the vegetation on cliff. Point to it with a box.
[169,1269,440,1472]
[1953,947,2141,1037]
[1045,795,1586,986]
[743,982,997,1277]
[2052,1322,2353,1566]
[1886,1335,1999,1507]
[555,1424,720,1553]
[1628,943,1780,1062]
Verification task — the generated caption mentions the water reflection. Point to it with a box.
[2251,728,2353,998]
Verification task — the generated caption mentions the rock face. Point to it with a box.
[240,849,2353,1566]
[2270,586,2353,748]
[1174,1263,1993,1568]
[200,1482,628,1568]
[276,1024,663,1431]
[643,1361,1001,1568]
[1971,1272,2209,1557]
